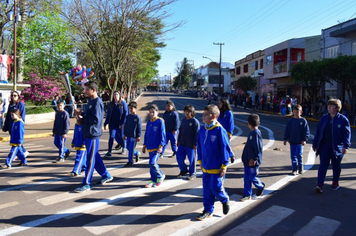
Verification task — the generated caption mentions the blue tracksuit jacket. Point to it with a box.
[313,113,351,157]
[284,117,310,144]
[197,122,230,173]
[241,129,263,167]
[143,118,166,152]
[104,101,128,128]
[82,97,104,139]
[124,114,142,138]
[218,110,234,135]
[53,110,70,135]
[163,111,180,132]
[10,119,24,146]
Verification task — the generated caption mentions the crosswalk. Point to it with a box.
[0,135,343,236]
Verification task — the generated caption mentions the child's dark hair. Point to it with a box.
[85,80,98,91]
[129,101,137,108]
[248,114,260,127]
[203,104,220,117]
[293,104,302,111]
[219,97,232,115]
[166,101,176,111]
[148,104,159,111]
[184,105,196,117]
[11,108,21,117]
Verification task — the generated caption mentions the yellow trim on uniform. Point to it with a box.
[10,143,21,147]
[201,166,222,174]
[204,122,222,130]
[75,145,86,150]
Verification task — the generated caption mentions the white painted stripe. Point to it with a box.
[294,216,341,236]
[83,187,203,235]
[0,201,18,210]
[37,173,150,206]
[223,205,295,236]
[234,117,275,151]
[0,179,186,236]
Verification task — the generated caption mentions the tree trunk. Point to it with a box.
[18,0,28,82]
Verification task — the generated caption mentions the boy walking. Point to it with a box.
[196,104,230,221]
[240,114,265,201]
[284,104,310,175]
[176,105,200,180]
[123,101,142,167]
[52,101,70,163]
[74,81,113,193]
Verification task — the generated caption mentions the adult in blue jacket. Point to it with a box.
[313,99,351,193]
[2,91,29,156]
[104,91,128,157]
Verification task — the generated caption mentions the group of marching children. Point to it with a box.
[2,84,318,221]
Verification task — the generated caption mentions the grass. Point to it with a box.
[25,101,55,115]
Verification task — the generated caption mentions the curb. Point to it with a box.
[0,130,75,143]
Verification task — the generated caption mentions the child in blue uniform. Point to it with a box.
[142,104,166,188]
[176,105,200,180]
[52,101,71,163]
[70,116,87,176]
[240,114,265,202]
[123,101,142,167]
[284,104,310,175]
[218,98,235,163]
[161,101,179,158]
[1,109,27,168]
[196,105,230,221]
[104,91,128,157]
[74,81,113,193]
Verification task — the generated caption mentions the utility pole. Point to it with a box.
[214,42,224,96]
[13,0,18,91]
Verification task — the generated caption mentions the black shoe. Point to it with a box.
[291,170,298,176]
[256,183,265,197]
[65,150,71,160]
[177,170,189,178]
[186,174,196,180]
[54,157,64,163]
[170,152,176,158]
[16,162,27,167]
[298,166,304,174]
[222,201,230,215]
[196,211,212,221]
[135,152,140,162]
[230,156,235,163]
[115,144,121,150]
[124,162,133,167]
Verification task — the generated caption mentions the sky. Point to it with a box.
[157,0,356,77]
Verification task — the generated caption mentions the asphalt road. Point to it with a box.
[0,91,355,236]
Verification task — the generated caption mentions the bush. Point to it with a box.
[22,71,66,106]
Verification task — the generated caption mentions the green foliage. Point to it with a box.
[235,76,257,94]
[17,6,73,77]
[25,101,54,114]
[174,58,193,89]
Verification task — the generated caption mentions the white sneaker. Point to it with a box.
[24,151,30,157]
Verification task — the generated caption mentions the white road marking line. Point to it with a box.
[0,201,18,210]
[83,187,203,235]
[294,216,341,236]
[37,173,150,206]
[223,205,295,236]
[0,179,186,236]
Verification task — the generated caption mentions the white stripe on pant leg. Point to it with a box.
[223,205,294,236]
[294,216,341,236]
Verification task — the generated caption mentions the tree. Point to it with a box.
[17,7,73,77]
[290,60,330,118]
[0,1,13,50]
[235,76,257,95]
[61,0,183,96]
[324,55,356,123]
[174,58,192,89]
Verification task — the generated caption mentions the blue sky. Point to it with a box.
[157,0,356,77]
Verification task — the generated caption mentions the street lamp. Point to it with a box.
[213,42,224,96]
